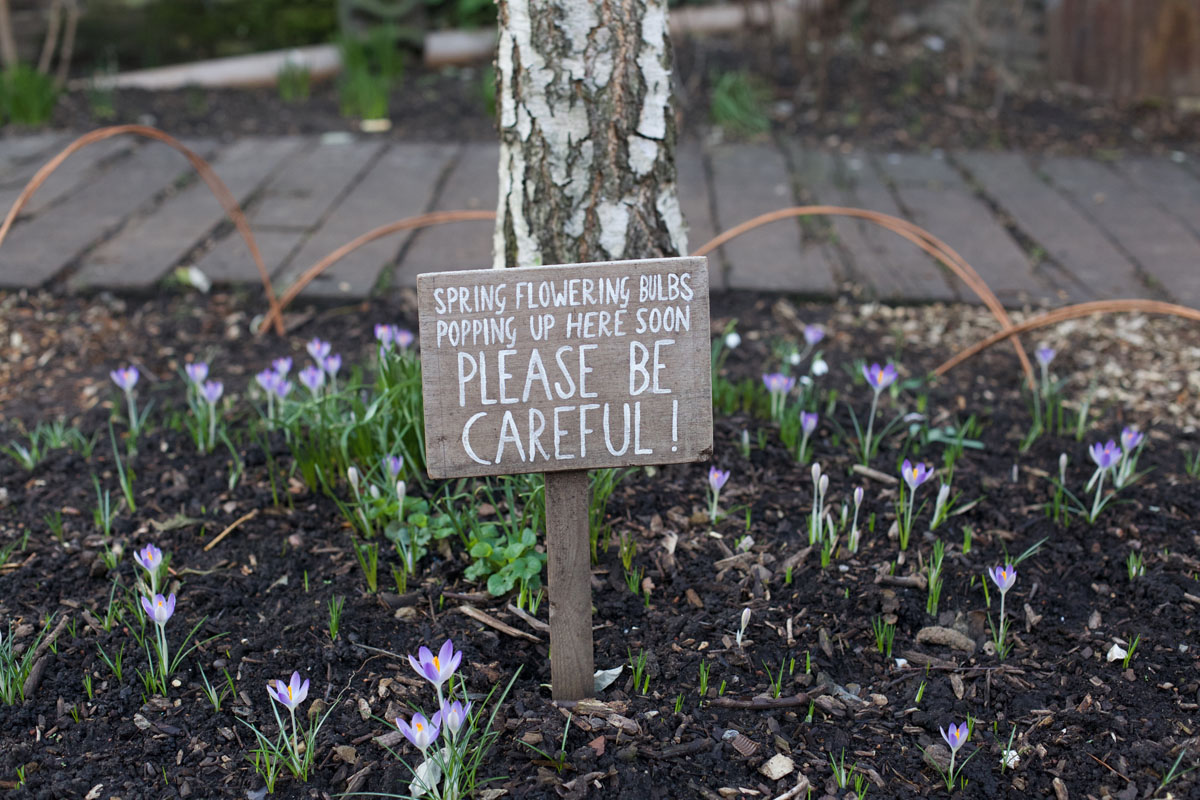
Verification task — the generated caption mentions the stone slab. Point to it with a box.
[191,229,304,287]
[788,144,960,302]
[1037,156,1200,306]
[675,141,724,286]
[394,143,493,287]
[0,136,133,220]
[0,133,69,180]
[73,137,306,289]
[1116,156,1200,240]
[0,141,214,289]
[875,152,1052,305]
[957,151,1145,300]
[250,137,386,229]
[710,143,837,295]
[282,142,457,298]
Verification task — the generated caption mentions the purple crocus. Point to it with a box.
[299,365,325,395]
[267,671,310,710]
[274,379,293,400]
[803,325,824,346]
[800,412,818,435]
[988,564,1017,593]
[1036,347,1056,367]
[708,466,730,492]
[272,357,292,376]
[255,369,279,394]
[762,373,796,395]
[200,380,223,405]
[1089,440,1121,471]
[141,593,175,626]
[408,640,462,689]
[901,459,933,491]
[941,721,969,752]
[133,543,162,575]
[323,353,342,378]
[384,455,404,479]
[185,362,209,384]
[863,362,897,393]
[394,328,414,349]
[395,712,439,752]
[435,699,472,737]
[306,338,331,362]
[110,365,139,392]
[374,324,395,346]
[1120,427,1143,452]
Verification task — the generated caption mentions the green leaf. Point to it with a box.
[469,541,493,559]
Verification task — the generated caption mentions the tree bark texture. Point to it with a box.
[493,0,687,269]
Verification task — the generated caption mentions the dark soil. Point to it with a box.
[6,24,1197,155]
[0,289,1197,799]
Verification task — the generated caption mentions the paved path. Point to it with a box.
[1,132,1198,309]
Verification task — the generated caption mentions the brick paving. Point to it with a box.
[1,131,1198,310]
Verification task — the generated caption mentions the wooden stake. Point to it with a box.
[544,469,594,700]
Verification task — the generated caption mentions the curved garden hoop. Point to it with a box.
[0,125,286,335]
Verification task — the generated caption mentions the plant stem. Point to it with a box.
[862,391,880,465]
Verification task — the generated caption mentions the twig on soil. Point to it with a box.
[506,602,550,633]
[770,775,813,800]
[203,508,259,552]
[456,604,542,643]
[709,688,824,709]
[851,464,899,485]
[1087,752,1132,783]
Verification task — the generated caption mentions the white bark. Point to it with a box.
[493,0,686,269]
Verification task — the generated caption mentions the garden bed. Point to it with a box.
[0,289,1198,799]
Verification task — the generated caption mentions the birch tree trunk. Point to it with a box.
[493,0,687,269]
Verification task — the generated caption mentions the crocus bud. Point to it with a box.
[396,480,406,507]
[854,486,864,507]
[934,484,950,516]
[347,467,359,492]
[811,463,821,484]
[818,474,829,497]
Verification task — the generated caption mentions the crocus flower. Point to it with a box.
[853,486,864,507]
[435,699,472,737]
[762,373,796,394]
[110,365,139,391]
[267,671,310,710]
[941,721,969,752]
[323,354,342,378]
[141,593,175,625]
[384,455,404,479]
[708,467,730,492]
[274,379,293,400]
[272,357,292,376]
[396,712,439,752]
[185,362,208,384]
[724,332,741,349]
[394,328,414,349]
[811,358,828,376]
[1036,347,1056,367]
[374,324,395,346]
[255,369,279,394]
[804,324,824,346]
[133,543,162,575]
[200,380,223,405]
[1120,427,1143,452]
[299,365,325,395]
[901,460,933,491]
[408,640,462,689]
[863,362,897,392]
[800,412,818,435]
[988,564,1017,593]
[1089,440,1121,470]
[306,338,331,362]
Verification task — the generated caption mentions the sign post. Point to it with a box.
[418,256,713,699]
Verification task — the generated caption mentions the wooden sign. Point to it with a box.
[417,257,713,480]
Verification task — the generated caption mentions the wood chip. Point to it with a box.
[915,626,976,653]
[758,753,795,781]
[851,464,899,484]
[1052,776,1069,800]
[456,604,542,642]
[685,588,704,608]
[505,603,550,633]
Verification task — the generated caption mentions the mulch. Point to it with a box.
[0,288,1197,799]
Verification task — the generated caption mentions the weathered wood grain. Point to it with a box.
[418,257,713,479]
[545,469,594,701]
